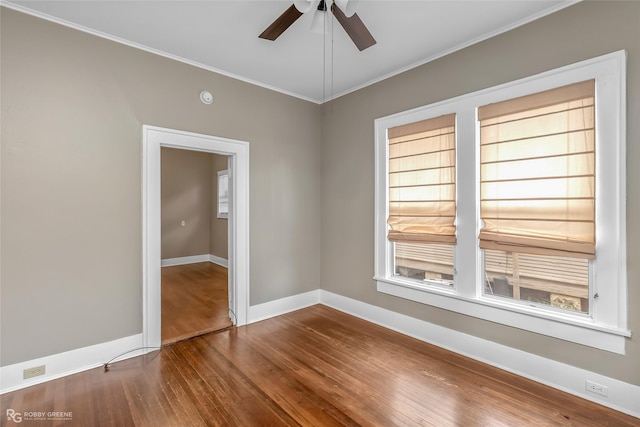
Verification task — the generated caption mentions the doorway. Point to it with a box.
[160,148,232,344]
[142,126,250,350]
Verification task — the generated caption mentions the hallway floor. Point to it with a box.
[161,262,232,345]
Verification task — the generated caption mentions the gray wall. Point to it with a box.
[320,1,639,386]
[160,147,228,260]
[161,147,212,260]
[0,7,322,366]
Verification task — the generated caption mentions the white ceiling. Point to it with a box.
[3,0,577,103]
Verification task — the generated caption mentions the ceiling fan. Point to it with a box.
[259,0,376,51]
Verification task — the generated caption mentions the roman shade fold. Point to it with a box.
[478,80,596,259]
[387,114,456,244]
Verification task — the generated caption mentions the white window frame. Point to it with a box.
[374,50,629,354]
[217,169,229,219]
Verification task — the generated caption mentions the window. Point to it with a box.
[387,114,456,286]
[374,51,628,353]
[484,250,590,313]
[479,81,595,314]
[217,169,229,219]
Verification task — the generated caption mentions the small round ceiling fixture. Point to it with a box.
[200,90,213,104]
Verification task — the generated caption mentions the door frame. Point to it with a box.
[142,125,250,349]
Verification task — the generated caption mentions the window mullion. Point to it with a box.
[453,107,478,297]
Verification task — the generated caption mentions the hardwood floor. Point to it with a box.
[161,262,232,345]
[2,305,637,426]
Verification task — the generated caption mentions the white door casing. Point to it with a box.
[142,126,250,348]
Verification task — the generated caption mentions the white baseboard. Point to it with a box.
[319,290,639,419]
[161,254,210,267]
[208,254,228,268]
[161,254,228,268]
[248,289,321,324]
[0,334,155,394]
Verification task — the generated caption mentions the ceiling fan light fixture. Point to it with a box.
[310,7,328,34]
[334,0,358,17]
[293,0,317,14]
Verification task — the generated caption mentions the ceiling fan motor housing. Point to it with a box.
[294,0,357,16]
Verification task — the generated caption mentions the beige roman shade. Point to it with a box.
[478,80,596,259]
[387,114,456,244]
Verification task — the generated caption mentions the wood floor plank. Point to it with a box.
[2,305,637,426]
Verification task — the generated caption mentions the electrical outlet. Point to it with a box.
[585,380,608,397]
[23,365,46,379]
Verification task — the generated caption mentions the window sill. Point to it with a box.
[374,276,630,354]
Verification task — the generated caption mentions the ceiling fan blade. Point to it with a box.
[259,4,304,41]
[331,3,376,51]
